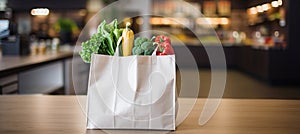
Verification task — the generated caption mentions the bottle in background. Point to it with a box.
[51,38,60,51]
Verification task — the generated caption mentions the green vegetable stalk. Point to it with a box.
[79,19,123,63]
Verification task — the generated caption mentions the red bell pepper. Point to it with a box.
[155,35,174,55]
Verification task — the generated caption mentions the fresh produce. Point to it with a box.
[79,19,122,63]
[132,36,157,55]
[121,22,134,56]
[155,35,174,55]
[79,19,174,63]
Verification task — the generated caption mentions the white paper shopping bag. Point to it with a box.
[86,51,176,130]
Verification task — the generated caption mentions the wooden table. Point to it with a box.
[0,96,300,134]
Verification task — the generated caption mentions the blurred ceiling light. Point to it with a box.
[256,5,263,13]
[262,4,271,11]
[205,18,214,25]
[271,1,279,8]
[278,0,283,6]
[31,8,49,16]
[150,17,181,26]
[212,18,220,25]
[220,18,229,25]
[196,17,229,25]
[150,17,161,25]
[162,18,171,25]
[173,18,189,25]
[248,7,257,14]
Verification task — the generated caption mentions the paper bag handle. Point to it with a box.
[113,37,158,64]
[151,45,159,64]
[113,37,123,57]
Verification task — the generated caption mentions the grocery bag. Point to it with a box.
[86,46,176,130]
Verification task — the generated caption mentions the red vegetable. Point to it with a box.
[155,35,174,55]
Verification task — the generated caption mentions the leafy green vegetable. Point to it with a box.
[113,29,123,48]
[132,37,157,55]
[79,19,123,63]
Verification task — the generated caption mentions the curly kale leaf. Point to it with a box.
[80,19,121,63]
[79,33,105,63]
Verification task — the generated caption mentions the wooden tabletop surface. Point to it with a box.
[0,95,300,134]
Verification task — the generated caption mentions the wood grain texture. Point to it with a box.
[0,96,300,134]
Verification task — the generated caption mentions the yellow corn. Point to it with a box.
[122,22,134,56]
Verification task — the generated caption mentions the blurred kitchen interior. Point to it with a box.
[0,0,300,99]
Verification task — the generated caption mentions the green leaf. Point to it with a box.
[80,19,121,62]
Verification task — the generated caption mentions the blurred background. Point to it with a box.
[0,0,299,99]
